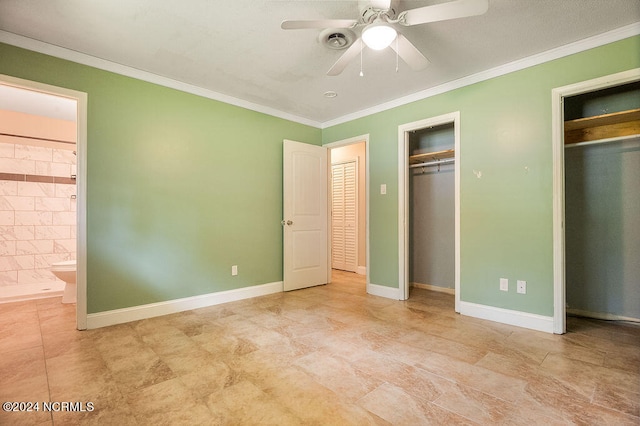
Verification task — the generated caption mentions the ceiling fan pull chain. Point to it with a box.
[360,39,364,77]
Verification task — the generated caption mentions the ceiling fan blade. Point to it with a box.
[281,19,357,30]
[389,34,430,71]
[400,0,488,26]
[327,38,364,76]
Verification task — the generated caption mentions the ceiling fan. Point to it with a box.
[281,0,489,76]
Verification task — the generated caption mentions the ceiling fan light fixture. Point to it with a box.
[361,21,397,50]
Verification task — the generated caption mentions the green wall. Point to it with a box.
[1,35,638,318]
[0,43,321,313]
[323,36,640,317]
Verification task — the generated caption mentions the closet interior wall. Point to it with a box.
[409,123,455,292]
[564,81,640,321]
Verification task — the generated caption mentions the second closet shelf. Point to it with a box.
[409,148,455,165]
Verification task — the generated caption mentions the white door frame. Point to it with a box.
[1,74,88,329]
[398,112,460,310]
[325,134,369,284]
[551,68,640,334]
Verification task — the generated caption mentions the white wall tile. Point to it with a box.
[15,145,53,161]
[35,161,72,177]
[0,211,14,225]
[54,238,76,253]
[0,241,17,256]
[35,253,70,269]
[54,183,76,198]
[0,142,15,158]
[15,211,53,226]
[35,197,69,212]
[18,268,57,284]
[0,255,35,271]
[35,225,70,240]
[0,271,18,286]
[0,226,35,241]
[17,181,56,197]
[0,181,18,196]
[17,240,54,255]
[0,195,35,211]
[52,149,76,164]
[0,157,36,174]
[52,211,75,226]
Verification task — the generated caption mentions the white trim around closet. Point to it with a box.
[398,112,460,311]
[551,68,640,334]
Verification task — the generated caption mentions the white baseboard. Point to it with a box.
[567,308,640,323]
[86,281,283,329]
[367,282,401,300]
[411,282,455,295]
[357,266,367,275]
[459,301,554,333]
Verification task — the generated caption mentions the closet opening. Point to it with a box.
[398,112,460,309]
[563,80,640,326]
[327,138,368,289]
[409,123,455,298]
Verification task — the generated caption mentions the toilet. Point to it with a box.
[51,260,77,304]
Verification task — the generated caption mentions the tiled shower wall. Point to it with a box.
[0,142,76,288]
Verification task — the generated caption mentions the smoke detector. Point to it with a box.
[319,28,356,50]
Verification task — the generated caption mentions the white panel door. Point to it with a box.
[283,140,328,291]
[331,161,357,272]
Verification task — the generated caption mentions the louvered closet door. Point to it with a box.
[331,161,357,272]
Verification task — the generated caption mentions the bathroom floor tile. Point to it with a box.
[0,269,639,425]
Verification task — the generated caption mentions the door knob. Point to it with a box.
[281,220,294,226]
[287,220,293,226]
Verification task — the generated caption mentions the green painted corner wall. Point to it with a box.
[0,43,321,313]
[322,36,640,317]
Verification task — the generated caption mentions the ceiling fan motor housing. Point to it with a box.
[359,0,399,23]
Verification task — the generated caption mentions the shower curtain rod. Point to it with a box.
[0,132,76,145]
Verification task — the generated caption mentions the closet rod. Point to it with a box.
[409,158,455,169]
[564,133,639,149]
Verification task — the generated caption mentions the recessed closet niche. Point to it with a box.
[564,80,640,321]
[409,123,455,293]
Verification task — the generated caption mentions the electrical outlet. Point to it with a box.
[517,280,526,294]
[500,278,508,292]
[380,184,387,195]
[232,265,238,276]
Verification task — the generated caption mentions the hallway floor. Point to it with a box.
[1,270,638,425]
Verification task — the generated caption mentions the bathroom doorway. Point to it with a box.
[0,74,87,329]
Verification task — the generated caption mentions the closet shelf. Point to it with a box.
[564,108,640,145]
[409,149,455,165]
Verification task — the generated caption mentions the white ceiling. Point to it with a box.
[0,84,77,121]
[0,0,638,126]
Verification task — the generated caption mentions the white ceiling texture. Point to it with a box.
[0,0,638,127]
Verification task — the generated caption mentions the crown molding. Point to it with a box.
[0,30,323,129]
[321,22,640,128]
[2,22,638,130]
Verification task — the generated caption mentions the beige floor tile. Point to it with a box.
[358,382,474,425]
[1,269,639,425]
[126,377,213,425]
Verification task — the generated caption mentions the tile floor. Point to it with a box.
[1,270,638,425]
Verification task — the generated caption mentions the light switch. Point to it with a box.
[380,184,387,195]
[500,278,508,292]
